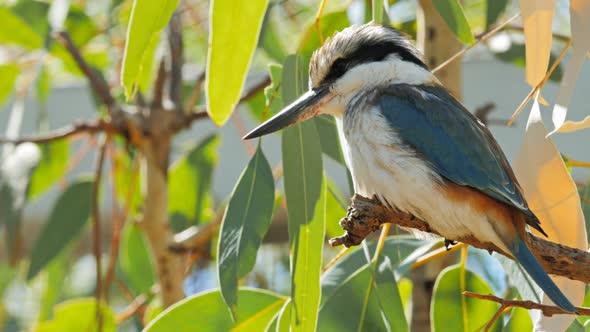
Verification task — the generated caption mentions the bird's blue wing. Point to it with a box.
[376,84,540,227]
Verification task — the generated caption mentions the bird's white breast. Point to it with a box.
[335,104,509,251]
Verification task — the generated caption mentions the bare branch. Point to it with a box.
[329,194,590,284]
[167,10,184,109]
[153,59,167,107]
[55,31,115,107]
[169,220,221,253]
[463,292,590,317]
[184,70,206,113]
[0,120,110,145]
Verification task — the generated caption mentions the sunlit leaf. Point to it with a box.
[324,179,347,239]
[28,140,69,200]
[28,179,93,280]
[33,298,115,332]
[120,222,156,295]
[218,144,275,313]
[168,135,219,231]
[121,0,179,98]
[318,256,408,331]
[11,0,50,39]
[519,0,555,87]
[493,44,563,82]
[207,0,269,126]
[0,7,42,49]
[432,0,475,44]
[298,11,350,64]
[144,289,286,331]
[503,307,533,331]
[514,98,587,331]
[550,0,590,132]
[431,265,501,332]
[0,64,19,108]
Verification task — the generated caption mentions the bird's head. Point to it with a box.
[244,23,431,140]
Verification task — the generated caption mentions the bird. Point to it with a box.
[243,23,576,313]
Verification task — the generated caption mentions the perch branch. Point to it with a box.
[329,194,590,284]
[463,292,590,317]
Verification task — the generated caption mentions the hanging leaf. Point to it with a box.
[121,0,180,98]
[550,0,590,132]
[493,43,563,82]
[314,115,345,165]
[0,64,19,108]
[432,0,475,44]
[33,298,115,332]
[27,179,93,280]
[259,9,287,62]
[207,0,269,126]
[514,98,587,330]
[28,140,69,200]
[431,265,501,332]
[168,135,219,230]
[120,222,156,295]
[218,144,275,314]
[318,256,408,331]
[519,0,555,87]
[503,307,533,331]
[144,289,286,332]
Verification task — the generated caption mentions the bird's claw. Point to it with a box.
[444,239,457,251]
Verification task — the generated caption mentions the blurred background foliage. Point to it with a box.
[0,0,588,331]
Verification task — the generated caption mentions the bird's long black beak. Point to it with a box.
[243,86,332,140]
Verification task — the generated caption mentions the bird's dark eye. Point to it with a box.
[331,58,348,77]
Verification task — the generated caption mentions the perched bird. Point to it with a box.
[244,23,576,312]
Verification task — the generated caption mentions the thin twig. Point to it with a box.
[115,294,148,324]
[92,135,108,332]
[432,13,520,74]
[0,120,109,145]
[184,70,206,113]
[483,304,509,332]
[55,31,115,107]
[153,58,167,107]
[507,39,572,125]
[463,292,590,317]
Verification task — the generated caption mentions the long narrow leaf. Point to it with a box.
[207,0,269,126]
[218,144,275,314]
[432,0,475,44]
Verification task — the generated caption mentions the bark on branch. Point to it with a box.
[329,194,590,284]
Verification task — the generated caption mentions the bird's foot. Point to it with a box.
[444,239,458,251]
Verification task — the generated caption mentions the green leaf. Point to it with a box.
[168,135,219,230]
[281,53,325,331]
[324,180,347,239]
[314,115,345,164]
[576,287,590,326]
[33,298,115,332]
[28,179,93,280]
[0,64,19,108]
[39,253,68,321]
[431,265,501,332]
[259,9,287,62]
[0,7,43,49]
[207,0,269,126]
[321,236,438,301]
[120,222,156,295]
[493,44,563,82]
[218,144,275,314]
[11,0,50,40]
[485,0,509,29]
[121,0,179,98]
[28,140,69,200]
[144,288,286,332]
[503,307,532,331]
[298,11,350,63]
[318,256,408,331]
[262,64,284,118]
[432,0,475,44]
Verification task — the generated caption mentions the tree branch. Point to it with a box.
[463,292,590,317]
[0,120,110,145]
[55,31,115,107]
[329,194,590,284]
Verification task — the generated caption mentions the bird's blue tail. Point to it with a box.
[511,238,576,313]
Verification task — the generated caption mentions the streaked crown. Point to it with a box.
[309,24,427,88]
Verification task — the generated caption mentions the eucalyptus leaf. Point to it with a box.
[28,140,69,200]
[432,0,475,44]
[33,298,115,332]
[0,64,19,108]
[120,222,156,295]
[218,144,275,313]
[207,0,269,126]
[28,179,93,280]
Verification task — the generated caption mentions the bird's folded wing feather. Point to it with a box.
[376,84,532,218]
